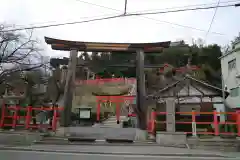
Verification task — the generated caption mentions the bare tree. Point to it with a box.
[0,24,44,85]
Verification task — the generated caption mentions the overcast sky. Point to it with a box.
[0,0,240,57]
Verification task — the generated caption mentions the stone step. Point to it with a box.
[105,119,126,122]
[98,124,122,128]
[103,121,121,124]
[103,119,119,122]
[92,123,122,128]
[105,118,127,121]
[100,126,121,128]
[103,121,126,125]
[103,121,126,124]
[105,117,127,121]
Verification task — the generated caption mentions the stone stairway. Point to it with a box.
[93,79,135,128]
[94,116,128,128]
[122,81,136,115]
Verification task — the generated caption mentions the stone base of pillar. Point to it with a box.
[211,136,222,140]
[135,129,147,141]
[189,135,199,139]
[156,132,187,147]
[148,134,155,140]
[55,127,70,137]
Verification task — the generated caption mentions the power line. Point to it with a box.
[205,0,221,41]
[1,14,123,32]
[74,0,120,13]
[3,0,239,30]
[74,0,239,13]
[2,13,119,29]
[126,3,239,16]
[140,16,225,35]
[68,0,239,35]
[1,3,240,32]
[131,0,240,13]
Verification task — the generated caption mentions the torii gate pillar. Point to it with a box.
[60,49,78,127]
[136,49,147,130]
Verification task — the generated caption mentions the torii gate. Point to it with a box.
[44,37,172,130]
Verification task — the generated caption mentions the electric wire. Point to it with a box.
[1,2,239,32]
[205,0,221,42]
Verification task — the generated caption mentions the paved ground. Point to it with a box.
[0,144,240,159]
[0,132,42,145]
[0,147,238,160]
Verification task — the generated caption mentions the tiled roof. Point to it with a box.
[147,75,228,99]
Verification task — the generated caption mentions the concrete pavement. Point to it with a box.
[0,144,239,159]
[0,149,239,160]
[0,132,43,145]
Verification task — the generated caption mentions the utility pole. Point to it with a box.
[221,73,227,112]
[124,0,128,15]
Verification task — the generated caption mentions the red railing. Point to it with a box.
[149,111,240,136]
[0,104,63,131]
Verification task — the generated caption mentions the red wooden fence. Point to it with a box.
[148,111,240,136]
[0,104,63,131]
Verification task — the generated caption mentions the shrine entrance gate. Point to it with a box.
[96,95,135,123]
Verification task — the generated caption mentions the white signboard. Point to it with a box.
[80,110,90,119]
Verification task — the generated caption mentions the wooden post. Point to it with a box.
[60,49,78,127]
[0,102,6,128]
[136,49,147,130]
[96,99,101,123]
[191,109,197,137]
[116,102,120,124]
[213,110,219,136]
[150,111,156,134]
[25,106,31,129]
[236,111,240,137]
